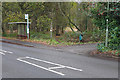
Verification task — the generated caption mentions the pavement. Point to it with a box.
[0,38,119,79]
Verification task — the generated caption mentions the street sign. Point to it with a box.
[25,14,28,19]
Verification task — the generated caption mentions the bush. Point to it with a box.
[2,33,17,38]
[108,27,120,50]
[62,30,105,43]
[91,29,105,42]
[97,43,110,52]
[63,32,80,42]
[97,26,120,56]
[30,31,50,39]
[79,29,105,42]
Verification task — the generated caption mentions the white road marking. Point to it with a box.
[0,49,7,52]
[17,58,65,76]
[0,49,13,54]
[26,56,83,72]
[48,66,65,70]
[26,56,65,67]
[7,51,13,54]
[0,52,5,55]
[17,56,83,76]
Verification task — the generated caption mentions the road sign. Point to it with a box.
[25,14,28,19]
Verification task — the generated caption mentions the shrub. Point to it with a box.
[63,32,80,42]
[30,31,50,39]
[91,29,105,42]
[97,43,110,52]
[108,27,120,50]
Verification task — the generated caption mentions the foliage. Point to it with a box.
[37,15,51,32]
[30,31,50,39]
[97,43,110,52]
[2,33,17,38]
[91,2,120,56]
[63,32,80,42]
[91,2,120,30]
[3,2,119,47]
[108,27,120,50]
[90,29,105,41]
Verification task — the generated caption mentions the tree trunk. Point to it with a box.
[56,25,60,36]
[61,26,64,33]
[2,25,5,34]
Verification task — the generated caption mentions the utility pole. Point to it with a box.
[105,2,109,47]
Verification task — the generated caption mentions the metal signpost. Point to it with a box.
[25,14,29,39]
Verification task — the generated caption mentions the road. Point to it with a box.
[1,42,118,78]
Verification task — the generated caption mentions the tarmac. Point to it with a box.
[0,38,97,56]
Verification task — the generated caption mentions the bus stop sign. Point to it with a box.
[25,14,28,19]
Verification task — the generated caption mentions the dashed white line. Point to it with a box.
[0,49,7,52]
[7,51,13,54]
[0,52,5,55]
[0,49,13,55]
[0,49,13,54]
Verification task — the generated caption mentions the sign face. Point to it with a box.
[25,14,28,19]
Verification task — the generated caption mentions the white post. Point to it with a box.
[50,12,53,39]
[27,18,29,39]
[105,2,109,47]
[50,21,52,38]
[105,19,108,47]
[25,14,29,39]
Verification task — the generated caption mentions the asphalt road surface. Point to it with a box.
[1,42,118,78]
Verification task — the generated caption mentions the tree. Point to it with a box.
[58,2,81,32]
[91,2,120,50]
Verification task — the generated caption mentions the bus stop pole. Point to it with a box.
[25,14,29,39]
[27,18,29,39]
